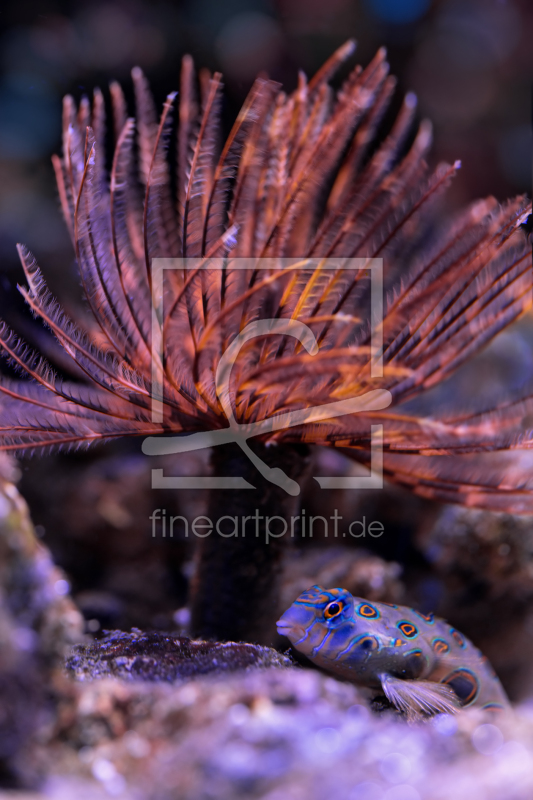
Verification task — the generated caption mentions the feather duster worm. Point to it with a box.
[0,42,532,641]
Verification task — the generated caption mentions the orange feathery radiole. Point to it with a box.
[0,42,531,640]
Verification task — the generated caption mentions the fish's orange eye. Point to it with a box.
[356,603,380,619]
[397,621,418,638]
[324,600,343,619]
[432,638,450,655]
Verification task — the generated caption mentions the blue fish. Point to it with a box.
[277,586,509,718]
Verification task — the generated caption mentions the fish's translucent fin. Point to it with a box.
[379,673,460,720]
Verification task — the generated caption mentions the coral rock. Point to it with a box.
[0,458,84,787]
[66,629,293,682]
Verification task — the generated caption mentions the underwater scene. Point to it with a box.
[0,1,532,798]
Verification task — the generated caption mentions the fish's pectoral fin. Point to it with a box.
[379,673,461,720]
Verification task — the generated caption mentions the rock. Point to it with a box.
[0,457,84,787]
[29,667,533,800]
[66,630,293,681]
[415,506,533,701]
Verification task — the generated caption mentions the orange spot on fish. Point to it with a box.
[398,621,418,638]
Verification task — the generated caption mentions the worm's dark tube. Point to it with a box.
[190,441,310,644]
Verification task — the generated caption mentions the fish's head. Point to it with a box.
[277,587,422,684]
[277,585,356,659]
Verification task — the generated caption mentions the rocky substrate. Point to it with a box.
[66,630,292,681]
[7,668,533,800]
[3,469,533,798]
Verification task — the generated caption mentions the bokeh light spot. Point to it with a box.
[472,723,504,755]
[379,752,412,784]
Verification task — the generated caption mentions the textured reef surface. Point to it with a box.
[14,667,533,800]
[3,474,533,799]
[67,630,292,682]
